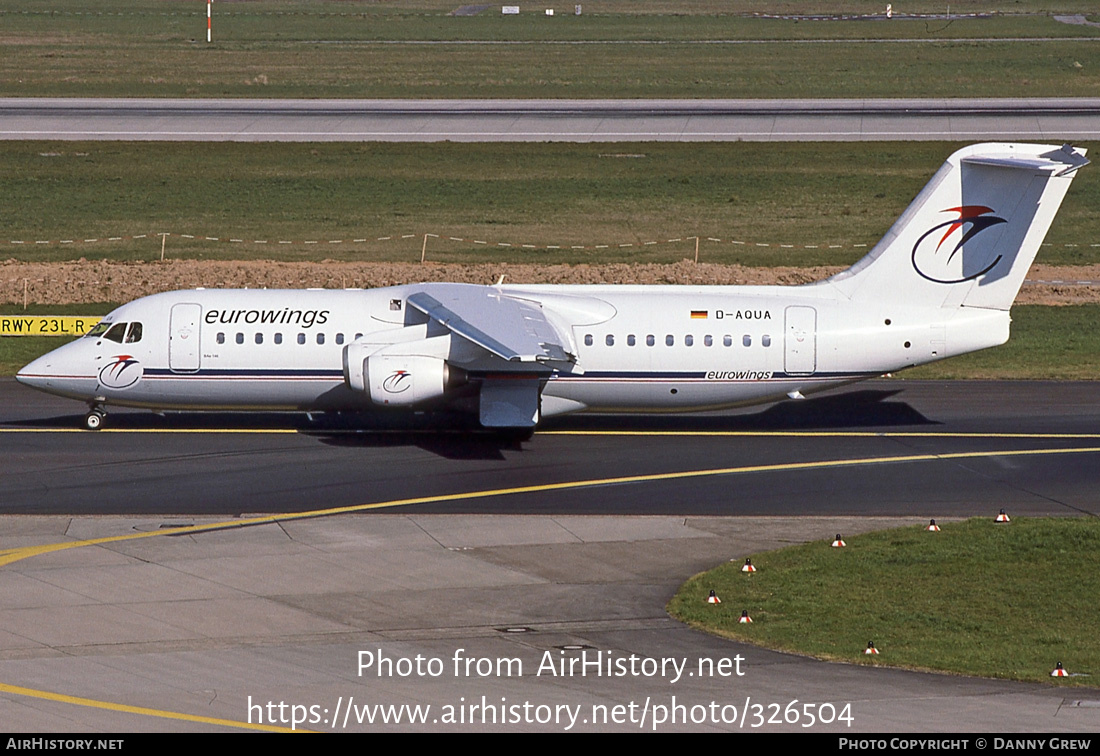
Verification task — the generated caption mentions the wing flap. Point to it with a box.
[406,286,575,366]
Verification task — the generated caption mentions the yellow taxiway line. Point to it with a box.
[0,681,304,733]
[3,427,1100,440]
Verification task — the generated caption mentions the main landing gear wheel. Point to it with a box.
[84,409,106,431]
[495,427,535,443]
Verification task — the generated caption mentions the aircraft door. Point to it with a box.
[784,306,817,375]
[169,303,202,372]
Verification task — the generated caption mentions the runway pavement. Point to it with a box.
[3,97,1100,142]
[1,378,1099,731]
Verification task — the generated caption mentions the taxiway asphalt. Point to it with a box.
[2,379,1098,518]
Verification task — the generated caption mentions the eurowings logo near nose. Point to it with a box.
[911,206,1008,284]
[99,354,142,389]
[382,370,411,394]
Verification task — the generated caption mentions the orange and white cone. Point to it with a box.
[996,509,1011,523]
[739,610,752,624]
[832,534,846,547]
[864,641,879,655]
[741,559,756,573]
[706,590,721,604]
[1051,662,1068,677]
[927,519,941,532]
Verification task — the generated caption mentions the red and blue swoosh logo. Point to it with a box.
[382,370,411,394]
[98,354,143,389]
[911,206,1008,284]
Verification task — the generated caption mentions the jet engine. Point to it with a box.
[366,354,454,406]
[343,336,465,407]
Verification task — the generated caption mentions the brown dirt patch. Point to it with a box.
[2,260,1098,307]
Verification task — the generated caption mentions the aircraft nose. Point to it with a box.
[16,354,53,390]
[16,346,100,401]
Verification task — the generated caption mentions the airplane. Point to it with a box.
[16,142,1088,434]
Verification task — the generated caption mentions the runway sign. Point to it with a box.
[0,316,101,336]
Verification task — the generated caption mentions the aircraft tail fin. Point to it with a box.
[827,143,1087,311]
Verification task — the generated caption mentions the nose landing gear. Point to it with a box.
[84,405,107,431]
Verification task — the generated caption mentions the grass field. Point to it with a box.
[2,1,1099,99]
[4,141,1100,267]
[4,304,1099,378]
[668,517,1100,686]
[906,304,1100,379]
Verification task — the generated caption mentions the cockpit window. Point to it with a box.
[85,321,112,338]
[124,322,143,343]
[103,323,128,343]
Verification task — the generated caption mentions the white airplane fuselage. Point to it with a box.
[15,143,1087,430]
[16,283,1006,416]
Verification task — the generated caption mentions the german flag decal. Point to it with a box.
[690,310,708,319]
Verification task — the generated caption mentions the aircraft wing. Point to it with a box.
[406,285,575,366]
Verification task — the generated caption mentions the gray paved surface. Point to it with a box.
[5,90,1100,732]
[3,98,1100,141]
[1,514,1098,733]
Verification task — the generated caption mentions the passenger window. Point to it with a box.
[627,334,636,347]
[297,333,306,345]
[274,333,282,345]
[216,332,225,345]
[355,333,363,340]
[743,335,752,347]
[605,334,614,347]
[235,332,244,345]
[685,335,694,347]
[723,335,732,347]
[336,333,345,345]
[646,335,655,347]
[665,335,674,347]
[104,322,127,343]
[584,334,593,347]
[316,333,325,345]
[762,335,772,347]
[255,333,263,344]
[124,322,143,343]
[704,335,713,347]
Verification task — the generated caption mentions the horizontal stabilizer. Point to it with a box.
[962,144,1089,176]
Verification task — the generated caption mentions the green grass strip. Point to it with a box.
[2,2,1099,99]
[669,517,1100,686]
[905,304,1100,380]
[3,141,1099,266]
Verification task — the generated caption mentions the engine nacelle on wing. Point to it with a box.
[343,336,464,407]
[367,354,452,406]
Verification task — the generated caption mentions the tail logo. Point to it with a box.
[911,206,1007,284]
[98,355,142,390]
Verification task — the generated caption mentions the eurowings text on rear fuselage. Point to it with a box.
[16,143,1088,432]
